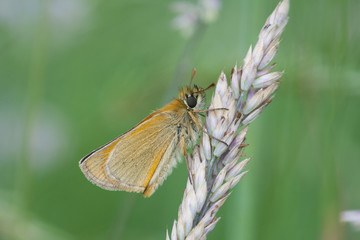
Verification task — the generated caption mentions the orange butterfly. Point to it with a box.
[80,70,216,197]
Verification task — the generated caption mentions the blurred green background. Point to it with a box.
[1,0,359,239]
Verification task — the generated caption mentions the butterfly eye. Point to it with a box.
[186,95,197,108]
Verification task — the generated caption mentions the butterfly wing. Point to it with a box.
[79,137,125,191]
[80,99,187,196]
[105,113,179,196]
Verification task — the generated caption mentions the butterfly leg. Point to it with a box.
[188,111,229,147]
[179,132,195,185]
[192,107,229,113]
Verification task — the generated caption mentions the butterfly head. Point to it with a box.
[179,85,206,111]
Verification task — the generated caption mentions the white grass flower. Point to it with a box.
[167,0,289,239]
[171,0,222,37]
[341,210,360,231]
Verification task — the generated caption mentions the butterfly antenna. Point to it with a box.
[189,68,196,87]
[204,83,215,91]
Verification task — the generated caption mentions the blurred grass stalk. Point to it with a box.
[0,194,73,240]
[167,0,289,239]
[15,0,49,220]
[164,0,222,102]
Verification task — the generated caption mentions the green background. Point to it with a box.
[0,0,359,239]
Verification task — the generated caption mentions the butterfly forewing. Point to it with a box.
[105,113,178,189]
[79,137,123,190]
[80,102,184,196]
